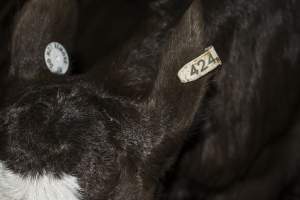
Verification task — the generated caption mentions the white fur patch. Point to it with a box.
[0,162,82,200]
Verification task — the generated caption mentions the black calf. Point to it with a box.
[0,0,299,200]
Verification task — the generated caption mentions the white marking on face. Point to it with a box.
[0,162,82,200]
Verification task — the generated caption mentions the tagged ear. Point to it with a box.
[146,0,217,131]
[10,0,78,80]
[133,0,217,166]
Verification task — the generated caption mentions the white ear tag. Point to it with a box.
[178,46,222,83]
[44,42,70,75]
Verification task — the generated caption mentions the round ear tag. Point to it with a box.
[44,42,69,75]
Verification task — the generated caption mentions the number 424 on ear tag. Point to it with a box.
[178,46,222,83]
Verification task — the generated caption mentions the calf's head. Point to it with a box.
[0,0,211,199]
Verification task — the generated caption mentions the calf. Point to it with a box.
[0,0,299,200]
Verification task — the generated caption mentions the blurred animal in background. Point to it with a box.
[0,0,299,200]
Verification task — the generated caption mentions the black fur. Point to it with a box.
[0,0,299,200]
[163,0,300,199]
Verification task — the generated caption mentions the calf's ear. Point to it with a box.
[143,0,212,130]
[139,0,218,165]
[10,0,78,81]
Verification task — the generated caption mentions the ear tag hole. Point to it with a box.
[44,42,69,75]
